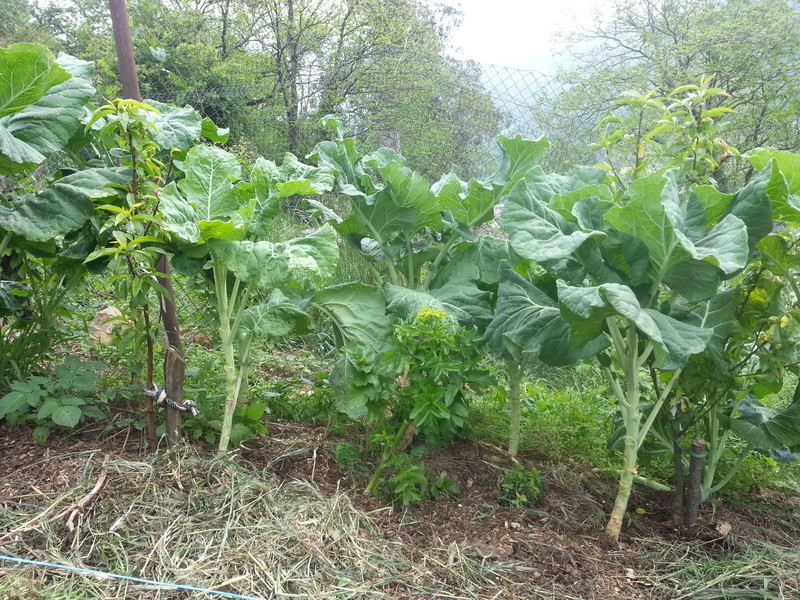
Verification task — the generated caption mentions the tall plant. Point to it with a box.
[593,83,800,522]
[486,79,781,539]
[310,118,543,448]
[637,146,800,521]
[494,161,777,540]
[157,144,391,452]
[0,44,127,388]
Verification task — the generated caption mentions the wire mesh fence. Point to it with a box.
[81,60,567,335]
[142,56,567,178]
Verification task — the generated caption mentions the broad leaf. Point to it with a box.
[723,162,779,248]
[680,289,740,373]
[437,176,496,227]
[248,157,281,231]
[197,220,244,242]
[342,194,419,244]
[0,43,70,118]
[159,181,200,243]
[674,214,749,275]
[239,290,311,338]
[662,258,721,302]
[0,52,94,174]
[502,171,605,262]
[689,185,734,228]
[0,280,26,314]
[370,161,442,230]
[0,168,129,241]
[606,171,750,292]
[212,224,338,287]
[51,404,82,428]
[436,236,515,287]
[489,135,550,192]
[275,153,335,196]
[429,279,493,332]
[605,172,688,281]
[200,116,229,143]
[549,179,613,221]
[145,100,202,151]
[757,235,800,278]
[557,281,712,369]
[312,282,391,351]
[572,197,615,232]
[329,344,387,420]
[644,309,715,370]
[486,264,607,364]
[744,148,800,195]
[731,394,800,452]
[178,145,241,221]
[309,138,372,192]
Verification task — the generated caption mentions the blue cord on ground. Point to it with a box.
[0,554,270,600]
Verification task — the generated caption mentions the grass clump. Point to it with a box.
[644,538,799,599]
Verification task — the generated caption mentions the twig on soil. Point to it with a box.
[55,470,108,531]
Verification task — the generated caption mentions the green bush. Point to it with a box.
[0,355,109,443]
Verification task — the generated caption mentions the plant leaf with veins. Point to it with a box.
[0,50,94,174]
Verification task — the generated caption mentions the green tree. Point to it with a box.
[538,0,800,174]
[0,0,67,49]
[52,0,498,173]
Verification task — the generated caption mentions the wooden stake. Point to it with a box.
[164,348,186,447]
[107,0,142,101]
[684,438,707,530]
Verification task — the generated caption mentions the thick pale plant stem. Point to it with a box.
[606,323,639,542]
[0,232,11,256]
[405,237,414,288]
[704,448,749,499]
[213,258,239,453]
[702,403,732,497]
[507,360,523,458]
[233,333,254,403]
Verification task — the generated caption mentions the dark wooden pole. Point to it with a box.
[108,0,185,447]
[164,347,186,445]
[671,406,685,528]
[684,438,707,530]
[159,268,185,447]
[108,0,141,101]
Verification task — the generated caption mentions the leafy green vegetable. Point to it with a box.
[0,48,94,173]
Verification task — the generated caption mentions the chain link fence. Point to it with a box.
[86,60,567,333]
[142,56,567,177]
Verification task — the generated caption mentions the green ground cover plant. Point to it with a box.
[0,355,109,443]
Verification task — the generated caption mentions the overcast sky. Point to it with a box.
[447,0,608,71]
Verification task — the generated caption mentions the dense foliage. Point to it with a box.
[538,0,800,174]
[2,26,800,546]
[2,0,498,176]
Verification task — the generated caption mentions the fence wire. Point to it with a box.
[82,60,566,334]
[142,56,566,176]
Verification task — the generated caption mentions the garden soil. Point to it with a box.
[0,422,798,599]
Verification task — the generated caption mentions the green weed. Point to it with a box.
[0,355,110,443]
[500,464,546,508]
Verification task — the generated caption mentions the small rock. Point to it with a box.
[88,306,124,344]
[715,520,732,536]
